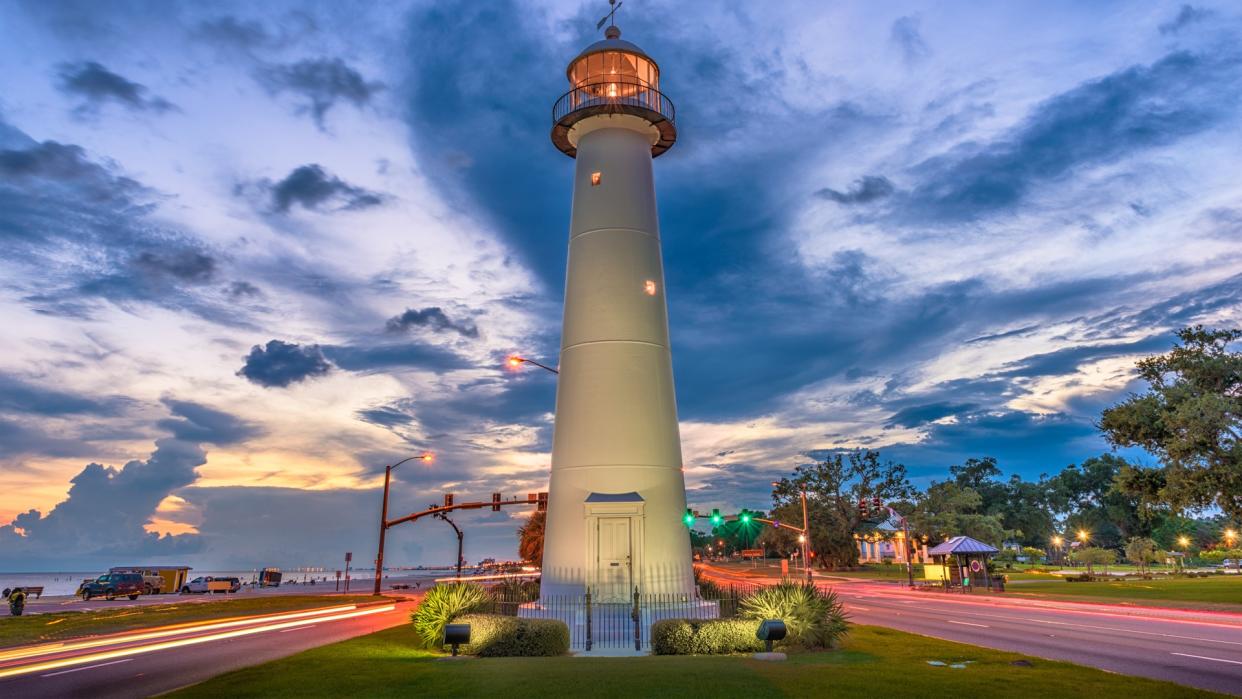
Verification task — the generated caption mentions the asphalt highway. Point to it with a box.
[0,599,414,698]
[704,565,1242,696]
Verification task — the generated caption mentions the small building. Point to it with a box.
[924,536,999,591]
[856,513,926,564]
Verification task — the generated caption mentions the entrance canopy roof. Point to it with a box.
[927,536,999,556]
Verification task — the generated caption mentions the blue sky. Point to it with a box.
[0,1,1239,571]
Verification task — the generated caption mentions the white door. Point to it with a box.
[597,517,632,602]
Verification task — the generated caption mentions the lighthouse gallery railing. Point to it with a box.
[552,82,676,126]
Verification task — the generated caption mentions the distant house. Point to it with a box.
[856,512,926,564]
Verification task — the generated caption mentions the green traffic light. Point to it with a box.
[710,508,722,525]
[683,509,695,526]
[740,512,751,524]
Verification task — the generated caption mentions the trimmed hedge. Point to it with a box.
[452,613,569,657]
[651,618,765,655]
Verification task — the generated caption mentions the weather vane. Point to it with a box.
[596,0,622,31]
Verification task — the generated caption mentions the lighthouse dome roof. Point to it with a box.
[568,26,657,72]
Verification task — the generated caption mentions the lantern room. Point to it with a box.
[552,25,677,158]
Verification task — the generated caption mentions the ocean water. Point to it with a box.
[0,568,469,597]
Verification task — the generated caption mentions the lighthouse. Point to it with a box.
[539,21,692,601]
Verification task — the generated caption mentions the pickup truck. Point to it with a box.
[79,573,144,601]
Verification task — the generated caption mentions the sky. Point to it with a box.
[0,1,1239,572]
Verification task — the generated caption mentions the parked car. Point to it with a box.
[79,573,144,601]
[180,576,241,594]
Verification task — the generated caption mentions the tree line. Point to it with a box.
[723,327,1241,569]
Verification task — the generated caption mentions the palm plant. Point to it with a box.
[410,582,488,648]
[518,511,545,566]
[737,579,849,649]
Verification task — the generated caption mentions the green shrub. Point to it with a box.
[737,580,849,649]
[410,582,488,647]
[453,613,569,656]
[651,618,765,655]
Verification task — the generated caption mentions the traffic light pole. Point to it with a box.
[375,488,547,594]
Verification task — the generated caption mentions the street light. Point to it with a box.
[1076,529,1089,543]
[774,480,812,579]
[1178,535,1191,549]
[373,452,435,595]
[1051,535,1063,565]
[506,355,559,375]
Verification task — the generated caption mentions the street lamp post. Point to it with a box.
[373,452,434,595]
[506,355,559,375]
[1225,529,1239,571]
[1051,535,1063,565]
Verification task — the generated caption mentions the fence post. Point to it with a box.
[633,586,641,651]
[585,588,592,651]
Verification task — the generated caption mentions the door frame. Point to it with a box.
[584,497,645,598]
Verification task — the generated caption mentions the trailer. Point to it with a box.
[259,567,283,587]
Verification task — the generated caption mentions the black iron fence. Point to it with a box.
[480,580,764,651]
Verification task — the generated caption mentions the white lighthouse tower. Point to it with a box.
[539,21,692,601]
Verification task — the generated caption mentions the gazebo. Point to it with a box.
[925,536,999,592]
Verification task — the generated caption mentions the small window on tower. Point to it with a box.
[644,280,657,296]
[591,172,602,186]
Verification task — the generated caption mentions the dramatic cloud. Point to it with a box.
[132,250,217,284]
[266,164,385,213]
[194,16,276,49]
[56,61,175,114]
[0,400,255,568]
[237,340,333,387]
[816,175,895,205]
[156,399,263,445]
[899,50,1240,223]
[0,374,128,417]
[321,342,470,374]
[258,58,383,128]
[890,16,930,65]
[1159,5,1211,35]
[385,306,478,338]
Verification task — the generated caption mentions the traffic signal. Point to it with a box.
[872,497,882,511]
[683,509,695,526]
[536,492,548,511]
[858,498,868,519]
[491,493,502,512]
[444,493,454,507]
[740,512,751,524]
[710,509,723,525]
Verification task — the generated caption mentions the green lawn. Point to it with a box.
[1002,575,1242,610]
[172,624,1218,698]
[0,595,388,648]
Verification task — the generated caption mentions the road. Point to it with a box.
[704,565,1242,696]
[0,599,414,698]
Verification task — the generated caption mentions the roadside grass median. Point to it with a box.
[0,595,390,648]
[1000,575,1242,611]
[170,624,1219,698]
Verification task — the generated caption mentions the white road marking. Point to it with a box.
[279,625,316,633]
[42,659,133,677]
[947,620,989,628]
[1167,650,1242,665]
[1171,652,1242,666]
